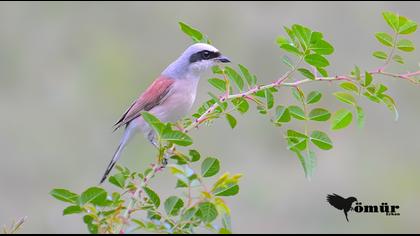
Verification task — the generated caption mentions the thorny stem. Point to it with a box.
[119,163,164,233]
[183,68,419,132]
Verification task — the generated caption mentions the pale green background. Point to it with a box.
[0,1,419,234]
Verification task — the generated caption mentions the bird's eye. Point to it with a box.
[202,51,211,59]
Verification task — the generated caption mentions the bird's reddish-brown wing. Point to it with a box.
[114,76,174,130]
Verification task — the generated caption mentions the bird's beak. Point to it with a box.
[215,55,231,63]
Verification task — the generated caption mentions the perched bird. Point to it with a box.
[100,43,230,184]
[326,193,358,222]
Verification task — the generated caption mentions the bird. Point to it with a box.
[326,193,358,222]
[100,43,231,184]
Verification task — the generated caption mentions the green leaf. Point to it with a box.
[182,207,198,221]
[310,31,323,44]
[373,51,388,60]
[333,92,357,106]
[397,39,415,52]
[294,150,316,180]
[352,66,361,81]
[238,64,256,87]
[161,130,193,146]
[310,39,334,55]
[286,129,308,151]
[364,72,373,87]
[340,82,359,93]
[197,202,218,223]
[143,187,160,208]
[176,179,188,188]
[304,54,330,67]
[208,78,227,93]
[63,205,83,216]
[164,196,184,216]
[310,131,333,150]
[80,187,107,206]
[50,189,79,204]
[275,105,291,123]
[317,67,328,77]
[309,108,331,121]
[279,44,302,56]
[231,98,249,114]
[376,84,388,95]
[306,91,322,104]
[356,106,365,128]
[86,222,98,234]
[109,173,127,189]
[298,68,315,80]
[381,94,399,121]
[225,66,244,91]
[382,11,399,32]
[212,65,223,74]
[288,105,306,120]
[265,89,274,109]
[225,113,237,129]
[291,24,312,50]
[331,109,353,130]
[375,32,394,47]
[179,22,207,43]
[141,112,165,136]
[399,19,418,34]
[392,55,404,64]
[214,183,240,197]
[189,149,201,162]
[201,157,220,177]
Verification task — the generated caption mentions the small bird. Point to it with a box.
[326,193,358,222]
[100,43,231,184]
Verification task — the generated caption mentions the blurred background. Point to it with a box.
[0,1,419,233]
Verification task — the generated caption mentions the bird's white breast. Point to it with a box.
[150,77,199,123]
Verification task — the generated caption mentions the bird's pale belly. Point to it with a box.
[132,78,198,140]
[152,92,195,123]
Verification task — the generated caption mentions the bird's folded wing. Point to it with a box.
[114,76,174,130]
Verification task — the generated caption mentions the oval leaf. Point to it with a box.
[331,109,353,130]
[309,108,331,121]
[288,105,306,120]
[143,187,160,208]
[306,91,322,104]
[397,39,415,52]
[310,131,333,150]
[373,51,388,60]
[80,187,107,206]
[304,54,330,68]
[201,157,220,177]
[275,105,291,123]
[197,202,218,223]
[298,68,315,80]
[340,82,359,93]
[164,196,184,216]
[375,32,393,47]
[50,189,79,204]
[333,92,357,106]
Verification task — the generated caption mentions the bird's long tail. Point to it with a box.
[100,125,135,184]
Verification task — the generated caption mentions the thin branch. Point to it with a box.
[183,67,420,132]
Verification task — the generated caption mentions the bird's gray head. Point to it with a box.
[162,43,230,78]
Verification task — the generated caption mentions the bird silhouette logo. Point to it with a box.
[326,193,358,222]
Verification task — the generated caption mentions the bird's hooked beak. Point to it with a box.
[215,55,231,63]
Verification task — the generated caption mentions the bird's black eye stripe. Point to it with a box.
[189,50,221,63]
